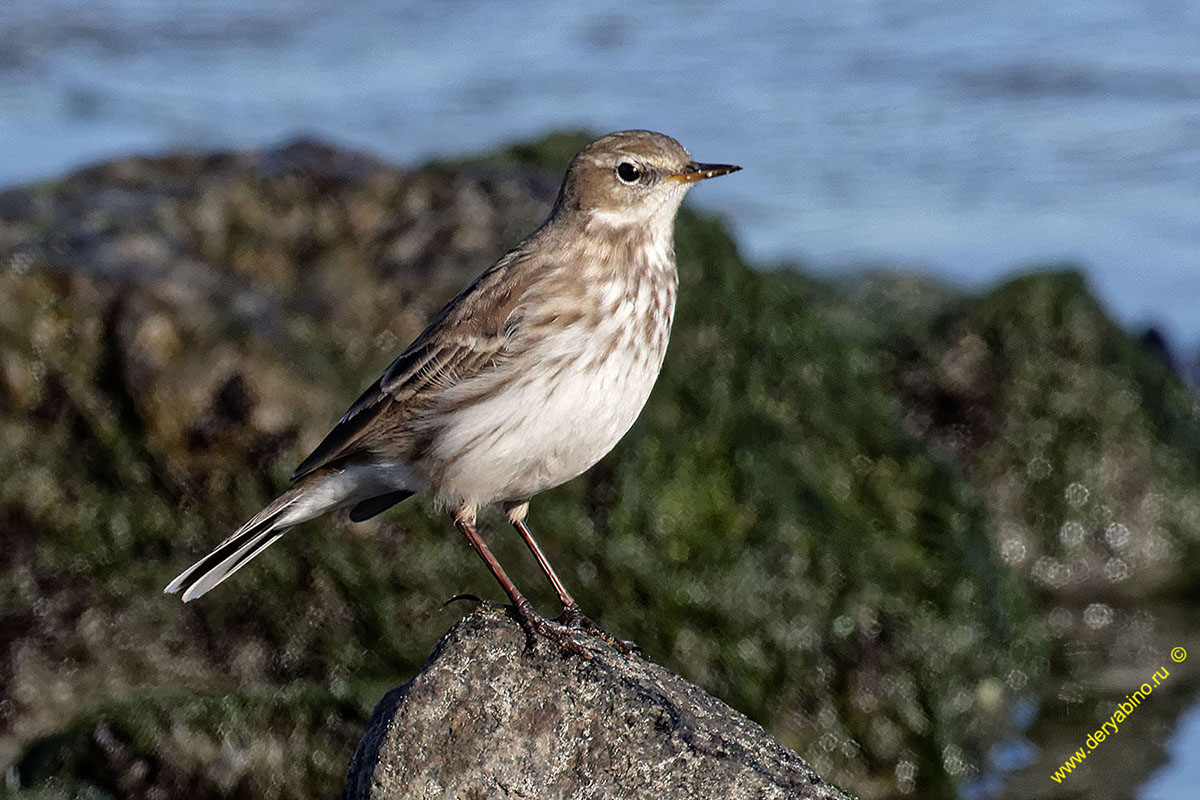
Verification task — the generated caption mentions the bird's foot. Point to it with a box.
[509,599,594,659]
[555,603,641,656]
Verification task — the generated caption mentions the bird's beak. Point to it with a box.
[668,161,742,183]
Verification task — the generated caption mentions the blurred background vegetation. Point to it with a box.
[2,132,1198,799]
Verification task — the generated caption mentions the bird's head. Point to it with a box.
[554,130,740,229]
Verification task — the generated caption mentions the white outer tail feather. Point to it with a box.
[165,472,341,601]
[165,464,419,601]
[163,494,299,601]
[175,525,292,602]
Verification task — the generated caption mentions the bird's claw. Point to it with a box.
[446,595,634,658]
[443,592,487,609]
[508,600,595,659]
[555,603,641,656]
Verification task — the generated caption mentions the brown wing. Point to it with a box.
[289,250,537,482]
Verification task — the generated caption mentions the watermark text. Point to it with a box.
[1050,647,1186,784]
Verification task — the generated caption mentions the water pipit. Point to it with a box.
[165,130,739,653]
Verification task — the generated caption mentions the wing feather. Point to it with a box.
[289,249,539,482]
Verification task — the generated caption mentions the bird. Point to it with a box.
[165,130,740,652]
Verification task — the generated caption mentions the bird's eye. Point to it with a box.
[616,162,642,184]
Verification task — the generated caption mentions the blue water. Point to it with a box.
[1,2,1199,795]
[3,1,1200,347]
[1142,692,1200,800]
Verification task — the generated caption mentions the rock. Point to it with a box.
[345,608,850,800]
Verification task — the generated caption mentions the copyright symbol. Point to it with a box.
[1171,647,1187,663]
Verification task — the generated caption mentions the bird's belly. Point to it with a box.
[428,333,665,508]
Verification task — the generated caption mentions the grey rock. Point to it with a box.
[345,608,852,800]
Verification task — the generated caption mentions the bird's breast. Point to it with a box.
[427,253,678,508]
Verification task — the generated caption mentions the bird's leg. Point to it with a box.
[453,511,590,658]
[504,502,579,610]
[505,504,639,656]
[453,512,531,614]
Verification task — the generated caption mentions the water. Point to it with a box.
[2,2,1199,795]
[3,1,1200,346]
[1142,692,1200,800]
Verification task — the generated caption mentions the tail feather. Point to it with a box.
[165,482,313,601]
[164,509,292,601]
[165,466,415,601]
[177,525,291,602]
